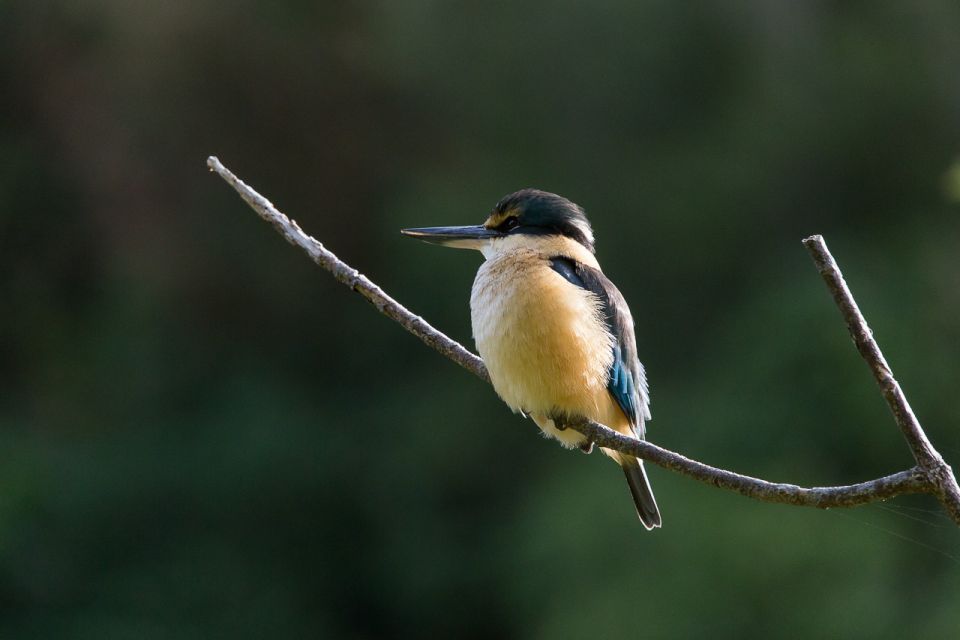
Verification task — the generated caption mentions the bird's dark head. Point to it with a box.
[401,188,595,255]
[484,189,595,253]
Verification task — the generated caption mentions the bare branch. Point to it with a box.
[572,418,929,507]
[206,156,487,383]
[803,235,960,523]
[208,156,950,518]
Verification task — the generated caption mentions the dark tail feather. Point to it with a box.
[623,460,661,530]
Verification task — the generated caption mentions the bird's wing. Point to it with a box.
[549,257,650,436]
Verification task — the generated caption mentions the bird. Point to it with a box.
[401,189,660,529]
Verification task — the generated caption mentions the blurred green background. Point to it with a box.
[3,1,960,638]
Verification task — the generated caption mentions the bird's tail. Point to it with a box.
[622,458,661,530]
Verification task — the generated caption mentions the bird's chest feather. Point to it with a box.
[470,252,613,416]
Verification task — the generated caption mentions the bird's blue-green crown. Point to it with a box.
[484,189,595,253]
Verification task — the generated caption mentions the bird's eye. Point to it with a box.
[502,217,520,231]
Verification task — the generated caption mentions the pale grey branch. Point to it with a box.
[206,156,487,383]
[208,156,951,519]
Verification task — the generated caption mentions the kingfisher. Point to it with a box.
[401,189,661,529]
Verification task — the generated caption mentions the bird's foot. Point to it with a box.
[547,412,592,453]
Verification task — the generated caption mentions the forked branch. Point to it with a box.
[208,156,960,524]
[803,235,960,523]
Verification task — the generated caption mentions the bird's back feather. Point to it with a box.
[549,256,660,528]
[548,257,650,432]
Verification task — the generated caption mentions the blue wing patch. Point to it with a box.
[549,257,649,433]
[609,344,638,424]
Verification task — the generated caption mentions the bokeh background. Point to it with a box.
[3,1,960,638]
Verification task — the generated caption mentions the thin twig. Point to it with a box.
[803,235,960,523]
[208,156,950,518]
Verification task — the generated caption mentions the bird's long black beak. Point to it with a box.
[400,225,503,249]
